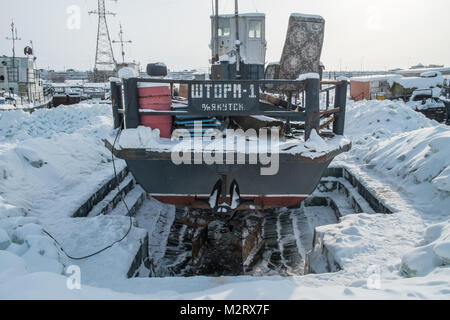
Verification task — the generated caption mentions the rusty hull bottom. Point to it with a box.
[152,195,308,210]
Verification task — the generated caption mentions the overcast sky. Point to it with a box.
[1,0,449,72]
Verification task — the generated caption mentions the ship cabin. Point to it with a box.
[210,13,266,80]
[0,55,49,106]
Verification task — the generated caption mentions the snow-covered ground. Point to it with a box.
[0,98,449,299]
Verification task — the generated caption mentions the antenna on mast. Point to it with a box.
[112,24,132,63]
[234,0,241,78]
[6,21,21,67]
[212,0,219,63]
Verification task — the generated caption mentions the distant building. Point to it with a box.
[410,63,444,70]
[41,69,91,83]
[350,75,398,101]
[350,72,445,102]
[396,67,450,78]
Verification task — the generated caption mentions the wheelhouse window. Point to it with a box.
[218,19,230,37]
[248,21,262,39]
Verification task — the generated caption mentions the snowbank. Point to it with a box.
[362,126,450,196]
[0,104,124,219]
[42,215,149,286]
[297,73,320,81]
[341,100,450,196]
[407,98,445,110]
[308,212,424,274]
[401,222,450,277]
[332,99,450,280]
[342,99,449,212]
[0,217,64,279]
[119,126,165,149]
[388,74,444,90]
[345,99,436,142]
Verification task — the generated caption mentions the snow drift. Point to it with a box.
[401,222,450,277]
[0,104,124,219]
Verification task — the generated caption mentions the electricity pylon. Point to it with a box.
[89,0,117,71]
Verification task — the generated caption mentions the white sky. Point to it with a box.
[1,0,449,71]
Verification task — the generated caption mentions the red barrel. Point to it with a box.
[138,84,172,138]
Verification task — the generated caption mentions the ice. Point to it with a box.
[401,244,437,277]
[118,67,137,79]
[0,200,27,218]
[0,103,124,220]
[14,147,44,168]
[304,129,329,152]
[41,215,148,286]
[219,54,237,64]
[388,74,444,90]
[119,125,349,160]
[11,223,43,244]
[350,74,399,82]
[340,100,449,202]
[401,222,450,277]
[432,166,450,192]
[137,82,170,88]
[22,235,64,274]
[407,98,445,110]
[0,228,10,250]
[291,13,324,20]
[0,251,27,282]
[434,241,450,263]
[360,126,449,193]
[119,126,163,149]
[421,71,442,78]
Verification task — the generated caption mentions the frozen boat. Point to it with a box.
[106,9,351,212]
[0,55,53,111]
[1,23,52,111]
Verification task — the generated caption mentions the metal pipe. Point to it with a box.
[284,92,293,135]
[305,78,320,141]
[123,78,140,129]
[333,80,348,135]
[214,0,219,63]
[235,0,240,77]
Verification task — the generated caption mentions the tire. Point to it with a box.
[147,63,168,77]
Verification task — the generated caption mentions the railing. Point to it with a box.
[111,78,348,141]
[49,84,108,99]
[0,86,53,109]
[320,81,342,109]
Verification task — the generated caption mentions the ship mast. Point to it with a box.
[234,0,241,78]
[112,24,132,63]
[213,0,219,63]
[6,21,21,68]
